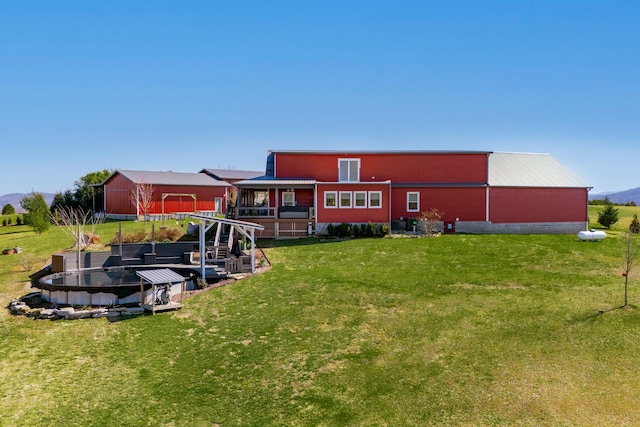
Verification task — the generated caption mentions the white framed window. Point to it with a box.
[282,191,295,207]
[338,158,360,182]
[369,191,382,209]
[407,192,420,212]
[339,191,352,208]
[354,191,367,208]
[324,191,337,208]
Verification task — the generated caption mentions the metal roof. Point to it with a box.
[488,152,588,188]
[234,176,316,187]
[136,268,186,284]
[268,149,492,155]
[200,168,264,181]
[110,170,231,187]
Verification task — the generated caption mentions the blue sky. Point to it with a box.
[1,1,638,196]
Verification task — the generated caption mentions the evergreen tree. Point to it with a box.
[630,214,640,234]
[1,203,15,215]
[20,192,51,234]
[597,205,619,229]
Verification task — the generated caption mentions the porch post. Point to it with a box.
[199,219,206,280]
[250,228,256,273]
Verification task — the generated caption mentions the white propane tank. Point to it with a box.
[577,229,606,241]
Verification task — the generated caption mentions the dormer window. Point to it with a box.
[338,158,360,182]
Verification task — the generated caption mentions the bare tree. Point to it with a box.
[418,207,444,236]
[129,182,155,220]
[622,232,640,307]
[51,206,105,250]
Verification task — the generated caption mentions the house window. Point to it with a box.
[339,191,352,208]
[407,192,420,212]
[338,158,360,182]
[282,191,295,207]
[369,191,382,208]
[324,191,337,208]
[354,191,367,208]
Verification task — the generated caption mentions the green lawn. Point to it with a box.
[1,212,640,425]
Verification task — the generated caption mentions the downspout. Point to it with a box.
[388,181,392,231]
[486,153,491,222]
[486,187,490,222]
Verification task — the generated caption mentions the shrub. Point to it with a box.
[2,219,6,227]
[8,218,12,225]
[366,222,377,237]
[327,223,336,236]
[419,207,444,235]
[335,222,351,237]
[16,216,22,225]
[379,223,390,236]
[156,226,183,242]
[18,252,37,272]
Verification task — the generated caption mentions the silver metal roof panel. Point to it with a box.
[488,152,588,188]
[136,268,186,284]
[116,170,231,187]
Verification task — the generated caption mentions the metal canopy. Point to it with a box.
[136,268,185,285]
[186,214,265,280]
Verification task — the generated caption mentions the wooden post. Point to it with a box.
[139,278,144,306]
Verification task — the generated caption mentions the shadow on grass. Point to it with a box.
[573,304,636,322]
[257,236,352,249]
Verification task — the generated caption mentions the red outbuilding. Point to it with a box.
[102,170,231,220]
[234,150,590,237]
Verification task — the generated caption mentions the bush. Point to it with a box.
[156,227,183,242]
[16,215,22,225]
[366,222,377,237]
[1,219,6,227]
[379,223,390,236]
[335,222,351,237]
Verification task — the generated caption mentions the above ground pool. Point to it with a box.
[38,266,197,306]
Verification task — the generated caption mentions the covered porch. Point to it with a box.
[234,178,317,238]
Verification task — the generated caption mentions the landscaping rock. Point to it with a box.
[39,309,57,319]
[66,310,93,320]
[55,307,75,317]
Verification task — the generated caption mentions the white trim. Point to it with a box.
[368,191,382,209]
[354,191,367,208]
[339,191,352,208]
[282,191,295,207]
[407,191,420,212]
[324,191,337,208]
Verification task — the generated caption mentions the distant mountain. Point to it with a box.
[590,188,640,205]
[0,193,56,213]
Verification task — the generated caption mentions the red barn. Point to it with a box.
[102,170,231,220]
[234,150,590,237]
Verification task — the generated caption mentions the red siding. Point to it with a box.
[316,183,390,223]
[104,173,227,215]
[489,188,588,223]
[390,187,486,222]
[275,152,488,183]
[276,188,314,207]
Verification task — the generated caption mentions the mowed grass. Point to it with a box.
[1,211,640,425]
